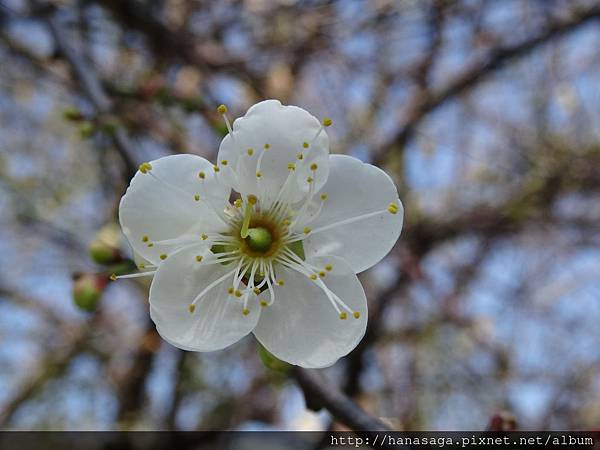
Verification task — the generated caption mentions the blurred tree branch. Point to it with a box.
[0,315,99,426]
[32,0,138,179]
[2,0,599,432]
[374,3,600,164]
[293,367,393,433]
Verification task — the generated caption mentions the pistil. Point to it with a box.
[246,227,273,253]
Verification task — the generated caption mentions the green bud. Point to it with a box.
[63,107,83,121]
[89,242,121,265]
[257,344,291,373]
[78,121,95,139]
[89,223,123,265]
[73,273,107,312]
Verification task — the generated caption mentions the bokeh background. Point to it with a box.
[1,0,600,432]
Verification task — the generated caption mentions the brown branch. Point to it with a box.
[344,146,600,396]
[374,3,600,164]
[116,320,158,424]
[292,367,392,432]
[0,318,98,426]
[93,0,266,97]
[33,1,138,179]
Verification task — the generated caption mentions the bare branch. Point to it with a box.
[34,1,138,178]
[292,367,392,432]
[374,3,600,164]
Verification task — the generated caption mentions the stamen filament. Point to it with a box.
[190,268,237,306]
[113,271,156,280]
[285,207,391,243]
[199,256,240,266]
[146,172,201,207]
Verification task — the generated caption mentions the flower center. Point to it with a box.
[245,226,273,253]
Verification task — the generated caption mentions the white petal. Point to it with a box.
[253,256,367,368]
[302,154,404,273]
[149,245,260,352]
[217,100,330,204]
[119,154,230,265]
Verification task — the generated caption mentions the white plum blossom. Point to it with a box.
[117,100,403,368]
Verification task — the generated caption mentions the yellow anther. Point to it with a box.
[201,233,208,240]
[194,194,200,201]
[325,264,333,271]
[213,165,220,173]
[296,153,304,160]
[195,255,203,262]
[388,202,399,214]
[310,163,318,171]
[217,104,228,114]
[307,176,314,183]
[198,171,206,179]
[235,290,242,297]
[339,312,347,320]
[247,195,258,205]
[138,162,152,174]
[309,274,318,280]
[256,171,262,178]
[282,219,291,226]
[227,287,234,295]
[247,148,254,156]
[253,287,261,295]
[142,235,149,242]
[303,142,309,148]
[319,271,326,278]
[320,193,328,201]
[353,311,361,319]
[139,263,145,269]
[147,243,154,248]
[264,143,270,149]
[303,227,311,234]
[322,118,333,127]
[242,308,250,316]
[221,160,228,166]
[260,300,268,307]
[277,279,285,286]
[234,198,243,208]
[188,304,196,313]
[109,273,117,281]
[288,163,296,170]
[160,254,168,260]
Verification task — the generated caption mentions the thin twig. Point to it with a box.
[34,1,138,178]
[374,3,600,164]
[292,367,391,432]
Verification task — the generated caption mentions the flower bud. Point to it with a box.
[78,121,95,139]
[89,242,122,265]
[89,223,123,265]
[487,411,517,431]
[63,107,84,121]
[72,273,108,312]
[257,344,291,373]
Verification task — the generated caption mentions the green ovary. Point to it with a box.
[245,227,273,253]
